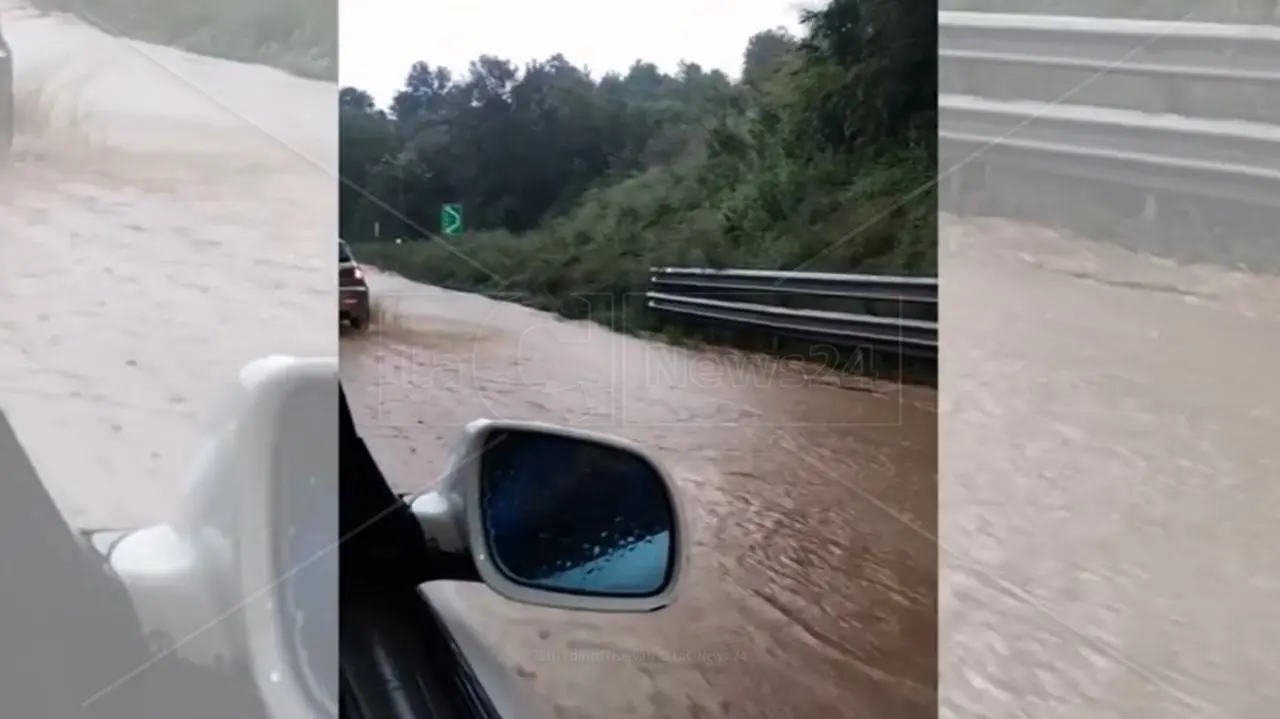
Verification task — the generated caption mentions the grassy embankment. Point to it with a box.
[356,147,936,385]
[357,108,935,378]
[355,150,935,343]
[25,0,335,80]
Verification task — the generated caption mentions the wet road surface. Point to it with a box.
[341,272,938,719]
[0,5,942,714]
[942,215,1280,719]
[0,2,334,526]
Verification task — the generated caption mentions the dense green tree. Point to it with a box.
[340,52,736,239]
[742,28,800,87]
[339,0,935,329]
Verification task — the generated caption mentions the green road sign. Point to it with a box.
[441,203,463,236]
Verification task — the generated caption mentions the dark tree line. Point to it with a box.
[340,52,743,238]
[339,0,936,324]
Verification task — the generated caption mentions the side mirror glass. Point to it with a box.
[478,428,676,598]
[443,420,684,612]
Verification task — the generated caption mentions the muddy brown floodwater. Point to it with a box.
[0,2,333,527]
[942,215,1280,719]
[341,272,938,719]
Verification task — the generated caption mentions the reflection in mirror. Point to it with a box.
[479,429,675,598]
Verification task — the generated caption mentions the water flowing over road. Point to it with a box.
[942,215,1280,719]
[0,5,940,714]
[341,273,938,719]
[0,2,334,526]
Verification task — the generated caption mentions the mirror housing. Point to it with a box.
[173,356,338,719]
[69,357,335,719]
[428,419,686,613]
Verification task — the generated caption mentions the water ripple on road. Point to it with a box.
[0,1,334,526]
[942,214,1280,719]
[342,273,937,719]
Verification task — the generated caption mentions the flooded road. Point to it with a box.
[0,2,334,526]
[0,5,939,715]
[942,215,1280,719]
[341,272,937,718]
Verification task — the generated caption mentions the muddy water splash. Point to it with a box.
[0,2,334,526]
[942,215,1280,719]
[342,272,938,718]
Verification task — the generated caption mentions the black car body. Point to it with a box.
[339,240,370,330]
[1,17,13,159]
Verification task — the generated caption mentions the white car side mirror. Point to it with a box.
[176,356,338,719]
[415,419,687,613]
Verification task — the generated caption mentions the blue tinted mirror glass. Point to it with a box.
[479,429,675,597]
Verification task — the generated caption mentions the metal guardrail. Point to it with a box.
[939,12,1280,206]
[940,11,1280,85]
[939,94,1280,206]
[645,268,938,358]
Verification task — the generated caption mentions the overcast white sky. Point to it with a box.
[340,0,809,106]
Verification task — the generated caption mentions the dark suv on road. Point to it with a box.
[1,16,13,159]
[340,240,371,331]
